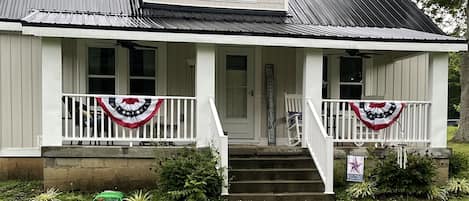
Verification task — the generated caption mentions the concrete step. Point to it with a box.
[227,193,334,201]
[230,168,321,181]
[229,180,325,193]
[229,146,309,157]
[230,157,315,169]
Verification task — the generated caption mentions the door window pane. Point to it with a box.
[130,79,156,96]
[226,55,247,118]
[130,49,156,77]
[340,58,362,82]
[88,48,115,75]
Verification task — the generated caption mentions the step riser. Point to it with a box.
[230,183,325,193]
[227,195,333,201]
[230,159,315,169]
[230,171,321,181]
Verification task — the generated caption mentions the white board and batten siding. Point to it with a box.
[364,53,429,101]
[0,33,42,155]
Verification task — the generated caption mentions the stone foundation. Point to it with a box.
[42,146,182,192]
[0,158,43,180]
[334,147,450,184]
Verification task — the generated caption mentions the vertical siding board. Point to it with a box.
[1,34,12,148]
[377,63,386,96]
[10,34,22,147]
[402,58,411,100]
[393,60,402,100]
[384,63,394,100]
[31,37,41,147]
[21,36,33,147]
[409,56,419,100]
[364,58,374,96]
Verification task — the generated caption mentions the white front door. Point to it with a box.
[217,47,255,140]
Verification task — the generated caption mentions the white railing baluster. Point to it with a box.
[79,97,83,139]
[171,99,174,139]
[64,97,69,138]
[86,97,90,139]
[177,99,181,139]
[184,99,187,139]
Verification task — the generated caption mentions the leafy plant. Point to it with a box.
[427,185,448,201]
[155,148,223,201]
[31,188,61,201]
[449,151,469,178]
[126,190,152,201]
[446,178,469,196]
[346,181,377,199]
[57,193,91,201]
[370,150,436,196]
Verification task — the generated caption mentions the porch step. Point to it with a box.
[228,146,329,200]
[227,193,333,201]
[230,168,321,181]
[230,180,325,193]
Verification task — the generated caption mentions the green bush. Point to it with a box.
[31,188,61,201]
[370,150,436,196]
[334,160,347,188]
[446,178,469,196]
[346,181,377,199]
[449,152,469,178]
[155,148,223,201]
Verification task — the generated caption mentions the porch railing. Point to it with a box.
[62,94,196,144]
[208,98,229,195]
[322,99,431,144]
[305,100,334,194]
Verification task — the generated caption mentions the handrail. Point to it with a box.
[62,93,196,100]
[323,99,430,104]
[209,99,225,138]
[208,98,229,196]
[305,100,334,194]
[307,100,330,139]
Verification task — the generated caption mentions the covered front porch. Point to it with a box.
[39,37,450,194]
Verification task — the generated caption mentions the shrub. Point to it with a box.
[427,185,448,201]
[446,178,469,196]
[334,160,347,188]
[346,181,377,199]
[57,193,91,201]
[127,190,152,201]
[31,188,61,201]
[449,152,469,178]
[370,150,436,196]
[155,148,223,201]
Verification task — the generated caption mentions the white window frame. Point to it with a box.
[128,47,158,96]
[339,56,363,100]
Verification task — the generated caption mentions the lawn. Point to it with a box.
[448,126,469,201]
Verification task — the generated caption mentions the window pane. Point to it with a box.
[89,78,115,94]
[226,55,247,118]
[322,84,328,99]
[340,85,362,99]
[130,49,156,77]
[130,79,155,96]
[323,56,328,82]
[340,58,362,82]
[88,48,115,75]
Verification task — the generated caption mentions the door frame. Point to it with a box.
[216,46,258,143]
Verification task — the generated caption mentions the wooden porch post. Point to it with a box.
[428,53,449,148]
[41,38,62,146]
[302,48,323,147]
[195,44,216,148]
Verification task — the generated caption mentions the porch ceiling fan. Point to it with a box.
[328,49,382,59]
[116,40,158,50]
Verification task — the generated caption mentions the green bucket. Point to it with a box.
[93,191,125,201]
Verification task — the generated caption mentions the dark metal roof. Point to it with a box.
[0,0,464,42]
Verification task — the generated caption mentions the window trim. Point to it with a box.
[86,45,118,95]
[339,56,363,99]
[128,47,158,96]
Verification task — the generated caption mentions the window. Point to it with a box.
[129,49,156,96]
[340,57,362,99]
[88,47,116,94]
[225,55,248,118]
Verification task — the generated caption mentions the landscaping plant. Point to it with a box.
[155,148,223,201]
[127,190,152,201]
[446,178,469,196]
[346,181,377,199]
[426,185,449,201]
[449,151,469,178]
[31,188,61,201]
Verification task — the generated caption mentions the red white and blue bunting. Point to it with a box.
[96,97,163,129]
[349,102,405,131]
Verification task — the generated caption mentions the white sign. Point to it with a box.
[347,155,365,182]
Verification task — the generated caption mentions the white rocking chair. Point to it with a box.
[285,93,303,146]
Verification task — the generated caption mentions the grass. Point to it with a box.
[448,126,469,201]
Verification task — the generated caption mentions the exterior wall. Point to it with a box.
[0,33,42,152]
[143,0,287,11]
[167,43,195,96]
[0,158,43,180]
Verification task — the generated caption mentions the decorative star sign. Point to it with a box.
[349,158,362,173]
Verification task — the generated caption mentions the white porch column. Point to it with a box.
[195,44,216,148]
[302,48,323,147]
[41,38,62,147]
[428,53,449,148]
